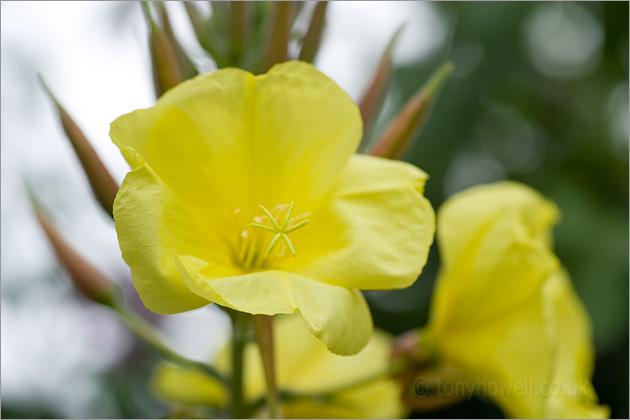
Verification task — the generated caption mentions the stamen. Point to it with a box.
[270,203,289,219]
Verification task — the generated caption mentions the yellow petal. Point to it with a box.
[438,181,559,269]
[281,377,406,419]
[111,61,361,265]
[280,154,436,290]
[243,315,406,418]
[239,61,362,213]
[152,363,227,408]
[541,270,610,419]
[428,290,553,418]
[330,378,408,419]
[272,315,391,393]
[426,181,605,419]
[113,159,234,314]
[110,102,245,237]
[426,181,561,416]
[281,401,364,419]
[112,61,434,355]
[545,398,610,420]
[435,271,609,418]
[175,255,372,355]
[110,62,369,316]
[431,181,560,333]
[154,316,406,418]
[115,61,361,220]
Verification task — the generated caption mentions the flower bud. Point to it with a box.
[142,2,183,97]
[263,2,292,71]
[298,2,328,63]
[155,2,197,81]
[358,25,404,151]
[34,205,119,306]
[38,75,118,218]
[369,61,453,159]
[229,1,248,65]
[183,2,211,52]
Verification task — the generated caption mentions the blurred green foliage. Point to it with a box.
[367,2,628,418]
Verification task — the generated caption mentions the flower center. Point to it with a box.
[233,202,310,270]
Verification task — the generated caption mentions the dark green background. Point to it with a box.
[366,2,628,418]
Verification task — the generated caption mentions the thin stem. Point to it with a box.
[111,299,228,386]
[228,309,248,419]
[253,315,281,419]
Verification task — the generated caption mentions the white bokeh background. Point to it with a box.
[1,2,448,417]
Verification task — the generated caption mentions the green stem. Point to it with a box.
[227,309,248,418]
[110,298,228,386]
[253,315,281,419]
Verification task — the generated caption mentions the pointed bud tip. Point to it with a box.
[23,180,39,207]
[141,1,157,30]
[35,79,119,217]
[385,23,406,55]
[298,1,329,63]
[368,61,454,159]
[37,73,60,105]
[423,61,454,98]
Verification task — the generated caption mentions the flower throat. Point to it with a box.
[234,202,310,270]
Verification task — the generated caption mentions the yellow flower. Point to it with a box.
[153,315,407,419]
[417,182,608,418]
[110,61,434,355]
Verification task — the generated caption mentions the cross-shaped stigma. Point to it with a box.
[249,202,309,259]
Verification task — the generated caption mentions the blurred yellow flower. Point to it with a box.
[417,182,608,418]
[153,315,407,419]
[110,61,435,355]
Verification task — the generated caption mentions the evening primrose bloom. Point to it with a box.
[408,182,608,418]
[153,315,408,418]
[111,61,435,355]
